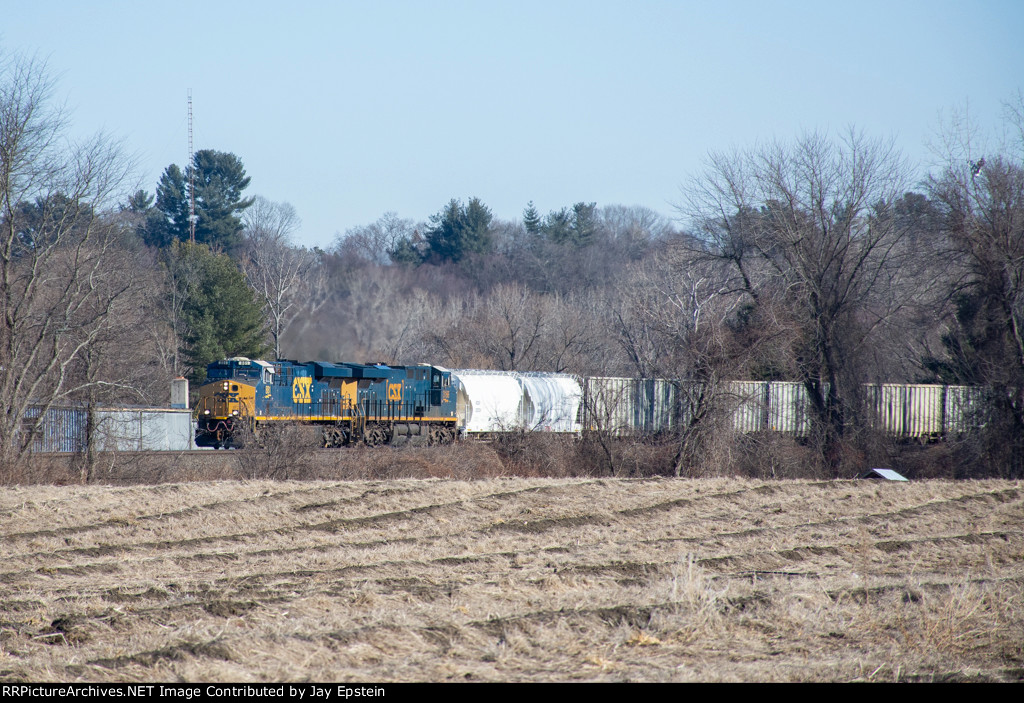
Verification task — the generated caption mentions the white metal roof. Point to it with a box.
[860,468,909,481]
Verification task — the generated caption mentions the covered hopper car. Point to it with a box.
[452,369,582,434]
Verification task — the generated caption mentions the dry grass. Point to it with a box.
[0,476,1021,682]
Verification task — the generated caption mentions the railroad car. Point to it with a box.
[864,383,985,439]
[582,377,679,436]
[195,357,458,448]
[452,370,582,433]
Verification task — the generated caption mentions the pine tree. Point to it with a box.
[190,150,253,256]
[542,202,600,247]
[150,151,253,257]
[166,241,269,383]
[542,207,573,245]
[423,197,493,263]
[523,201,542,236]
[153,164,190,247]
[571,201,600,247]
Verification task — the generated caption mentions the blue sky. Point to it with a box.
[3,1,1022,248]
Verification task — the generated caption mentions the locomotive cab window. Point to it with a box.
[230,366,261,381]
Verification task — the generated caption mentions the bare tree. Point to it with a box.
[927,105,1024,477]
[613,250,751,476]
[1007,91,1024,162]
[681,130,914,475]
[600,204,673,257]
[334,211,418,265]
[286,263,433,363]
[478,283,547,371]
[545,292,617,375]
[0,52,139,472]
[241,196,312,359]
[417,283,611,374]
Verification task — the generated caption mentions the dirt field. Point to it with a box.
[1,477,1022,682]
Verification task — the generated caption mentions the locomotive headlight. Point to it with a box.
[204,410,210,415]
[232,410,238,415]
[222,382,229,390]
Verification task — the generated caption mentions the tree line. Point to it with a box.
[2,48,1022,478]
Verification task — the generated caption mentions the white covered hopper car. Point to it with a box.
[452,370,583,434]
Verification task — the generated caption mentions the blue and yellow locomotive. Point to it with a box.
[195,357,458,448]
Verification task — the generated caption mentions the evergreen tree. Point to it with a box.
[542,202,599,247]
[126,189,153,213]
[12,193,95,251]
[124,189,172,249]
[523,201,542,236]
[150,151,253,256]
[154,164,190,246]
[571,201,600,247]
[388,235,425,265]
[542,207,574,245]
[190,150,253,256]
[423,197,493,263]
[166,241,268,384]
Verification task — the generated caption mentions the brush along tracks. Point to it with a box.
[0,478,1022,682]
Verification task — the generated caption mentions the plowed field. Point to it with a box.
[1,478,1022,682]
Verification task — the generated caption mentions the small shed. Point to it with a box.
[860,468,909,481]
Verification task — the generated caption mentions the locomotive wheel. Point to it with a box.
[323,426,348,448]
[428,427,455,445]
[364,426,389,446]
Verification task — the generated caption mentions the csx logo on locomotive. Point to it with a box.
[292,376,312,403]
[387,382,402,402]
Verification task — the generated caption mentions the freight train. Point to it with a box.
[195,357,986,448]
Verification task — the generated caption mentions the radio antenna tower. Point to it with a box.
[188,89,196,243]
